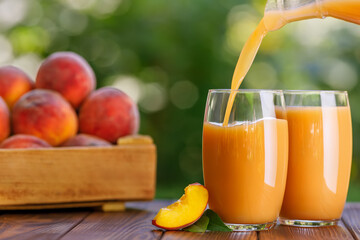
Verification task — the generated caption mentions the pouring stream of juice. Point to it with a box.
[223,0,360,126]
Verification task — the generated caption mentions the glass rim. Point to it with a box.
[283,90,348,95]
[208,89,283,94]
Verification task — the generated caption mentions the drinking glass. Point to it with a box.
[279,90,352,227]
[202,89,288,231]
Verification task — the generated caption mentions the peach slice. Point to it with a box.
[152,183,209,230]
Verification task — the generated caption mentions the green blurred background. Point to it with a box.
[0,0,359,200]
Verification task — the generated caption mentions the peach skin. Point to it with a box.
[12,89,78,146]
[36,52,96,109]
[0,134,51,149]
[79,87,139,143]
[61,134,112,147]
[0,66,34,109]
[0,97,10,143]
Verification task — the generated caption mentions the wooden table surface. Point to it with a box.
[0,200,358,240]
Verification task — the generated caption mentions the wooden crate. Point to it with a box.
[0,137,156,210]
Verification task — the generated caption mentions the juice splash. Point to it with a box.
[223,0,360,126]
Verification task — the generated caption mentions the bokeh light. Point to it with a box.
[0,0,28,30]
[0,35,13,63]
[139,83,167,113]
[323,59,358,90]
[170,80,199,109]
[11,53,41,80]
[59,9,88,35]
[245,62,278,89]
[111,75,142,103]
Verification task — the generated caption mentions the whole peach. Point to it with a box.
[12,89,78,146]
[36,52,96,109]
[0,66,34,109]
[79,87,139,143]
[0,134,51,149]
[61,134,112,147]
[0,97,10,143]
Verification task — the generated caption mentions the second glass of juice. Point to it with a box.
[280,90,352,227]
[202,90,288,231]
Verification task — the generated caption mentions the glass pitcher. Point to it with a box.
[264,0,360,31]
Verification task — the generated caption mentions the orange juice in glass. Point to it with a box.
[202,90,288,231]
[280,90,352,226]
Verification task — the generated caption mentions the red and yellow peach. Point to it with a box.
[0,134,51,149]
[36,52,96,109]
[79,87,139,143]
[61,134,112,147]
[12,89,78,146]
[0,66,34,109]
[0,97,10,143]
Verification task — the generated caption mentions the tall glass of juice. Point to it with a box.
[280,90,352,227]
[202,89,288,231]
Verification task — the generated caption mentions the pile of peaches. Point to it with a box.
[0,52,139,149]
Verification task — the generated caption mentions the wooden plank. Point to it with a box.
[0,144,156,205]
[60,201,170,240]
[162,231,257,240]
[259,220,354,240]
[126,200,174,212]
[0,201,168,240]
[0,210,90,240]
[342,203,360,239]
[0,201,357,240]
[61,209,161,239]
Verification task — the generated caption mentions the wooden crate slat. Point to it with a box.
[0,144,156,206]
